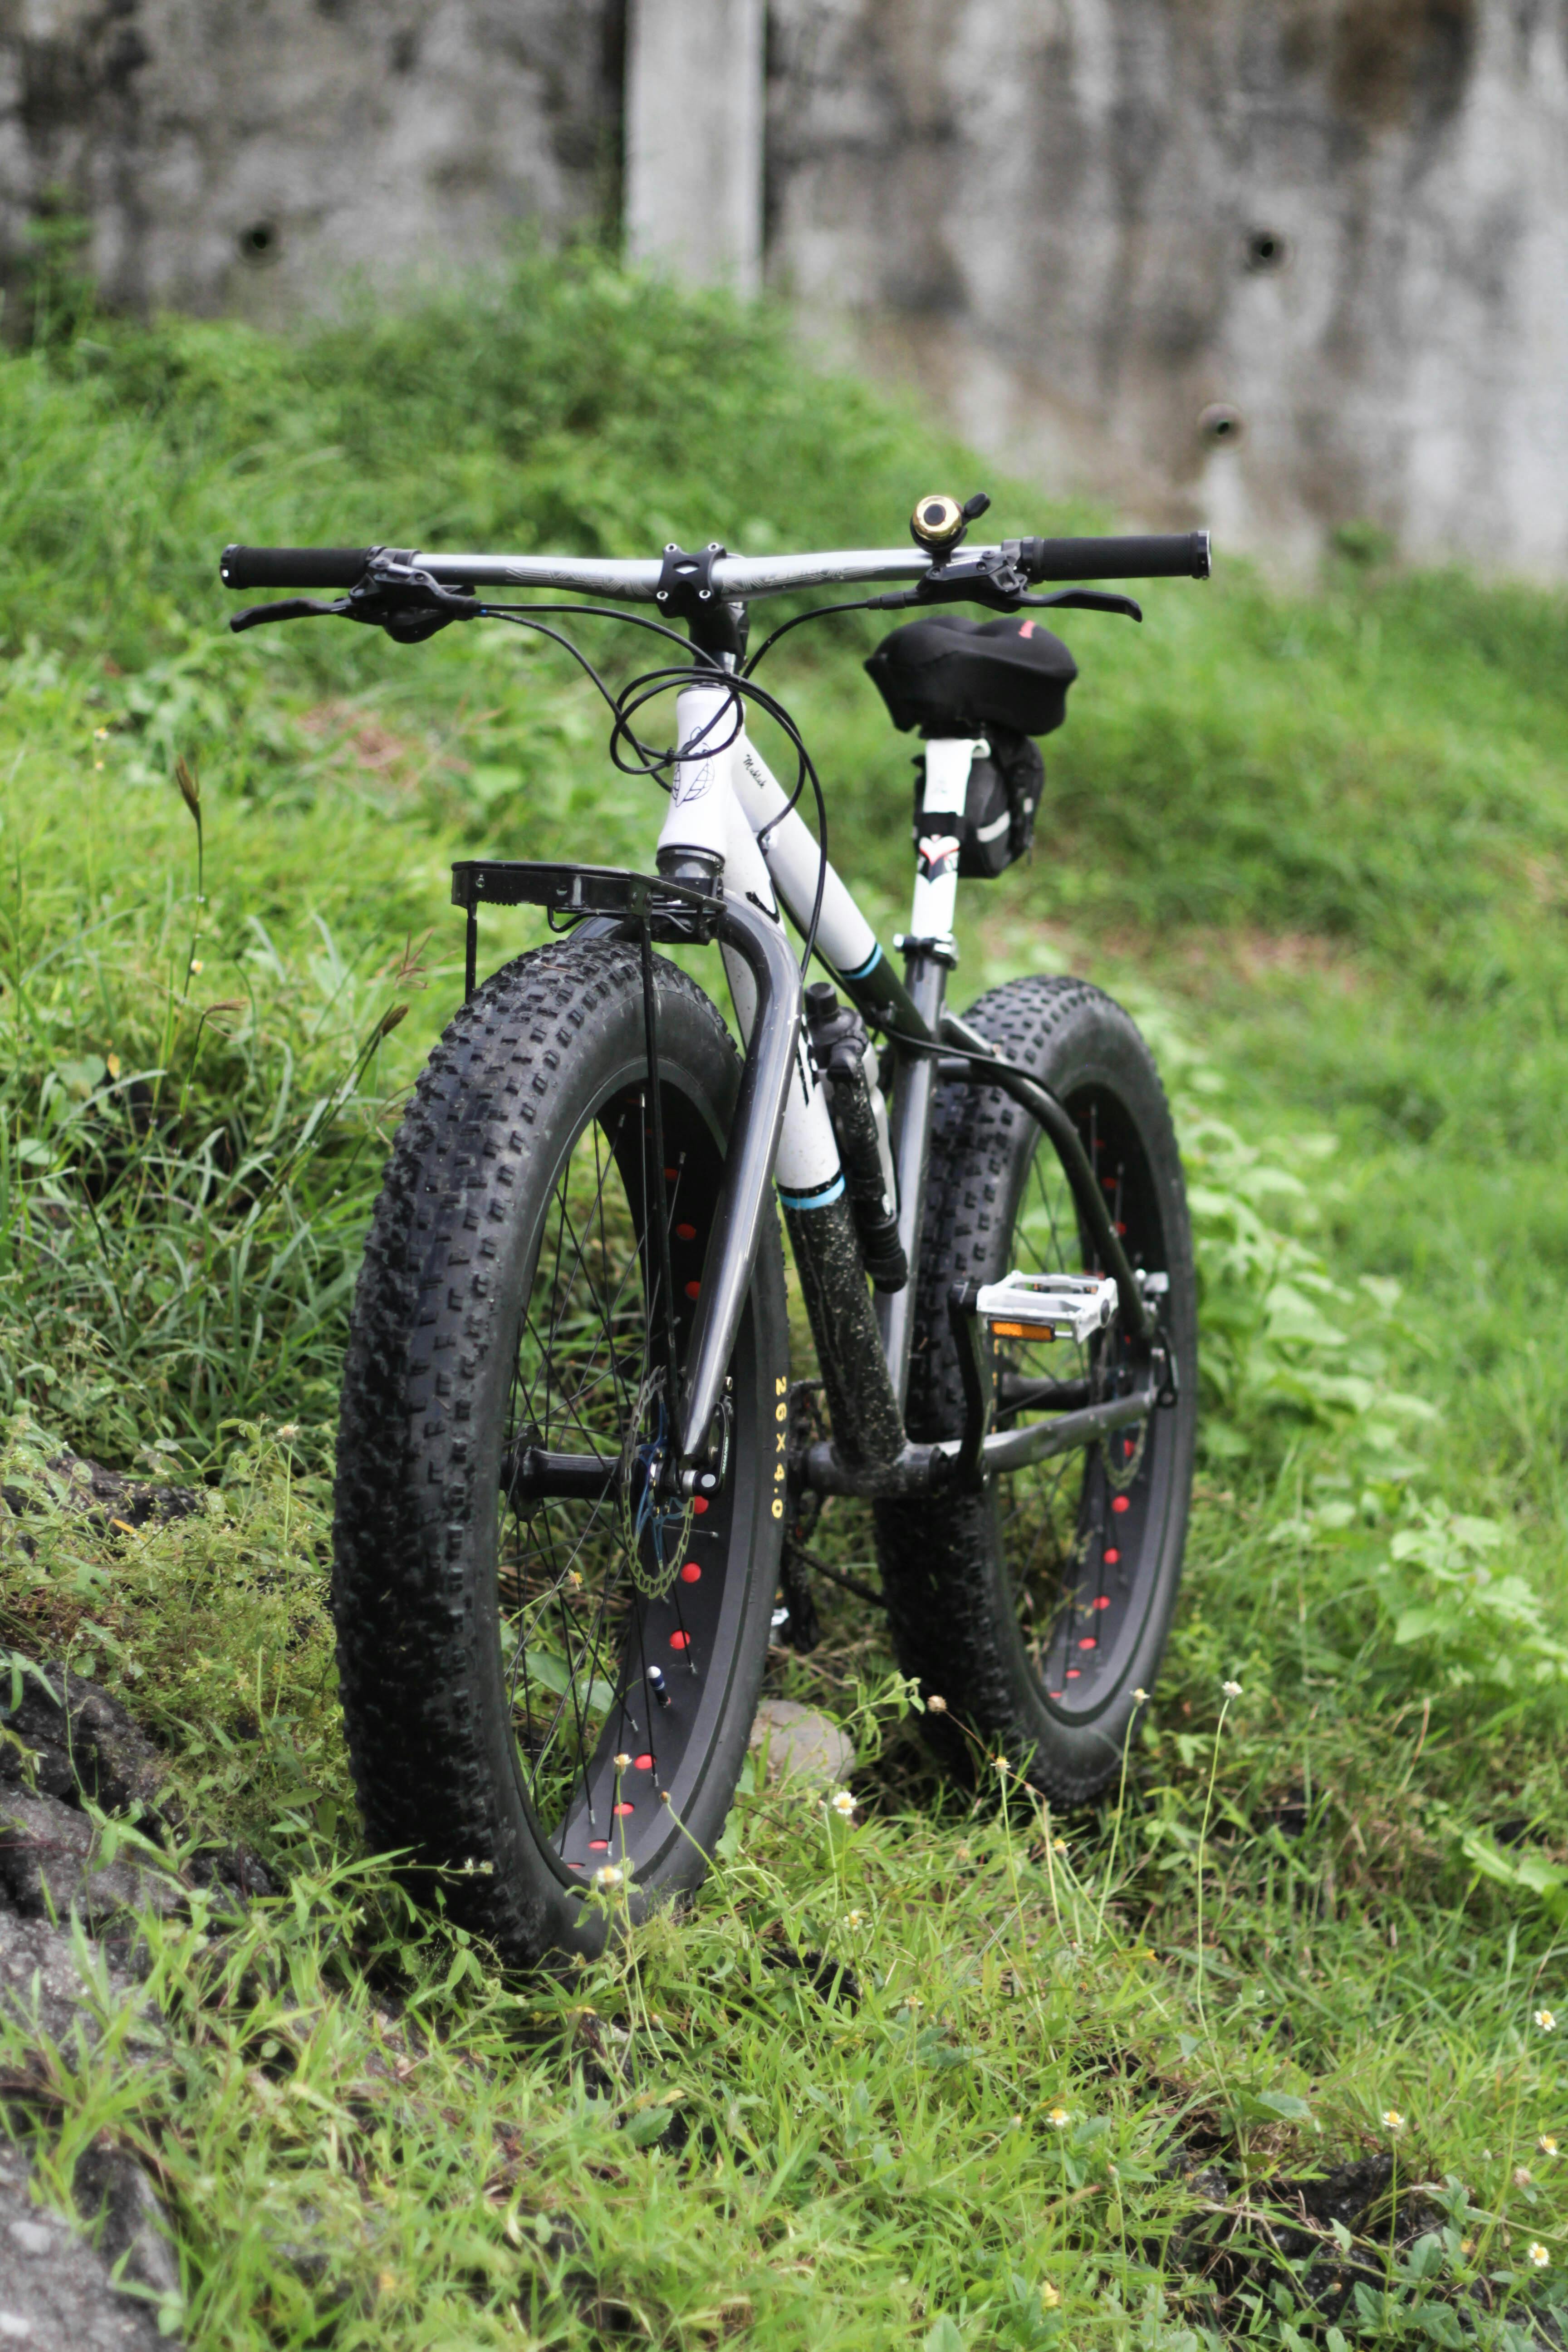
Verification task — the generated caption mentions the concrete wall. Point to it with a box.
[764,0,1568,575]
[3,0,1566,572]
[0,0,617,325]
[626,0,763,292]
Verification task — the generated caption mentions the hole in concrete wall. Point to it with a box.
[1245,228,1288,273]
[238,221,279,266]
[1198,403,1244,446]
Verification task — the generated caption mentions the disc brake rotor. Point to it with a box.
[617,1366,694,1600]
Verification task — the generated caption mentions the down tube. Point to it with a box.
[730,732,886,992]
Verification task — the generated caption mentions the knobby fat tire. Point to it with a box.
[331,938,788,1969]
[874,975,1197,1804]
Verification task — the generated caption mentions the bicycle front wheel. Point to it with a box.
[332,938,788,1968]
[875,975,1196,1804]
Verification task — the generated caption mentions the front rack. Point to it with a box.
[450,859,725,997]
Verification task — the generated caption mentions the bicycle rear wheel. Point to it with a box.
[332,938,788,1967]
[874,975,1196,1803]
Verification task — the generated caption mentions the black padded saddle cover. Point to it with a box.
[865,613,1078,737]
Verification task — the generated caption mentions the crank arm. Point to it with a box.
[959,1382,1159,1476]
[799,1379,1160,1499]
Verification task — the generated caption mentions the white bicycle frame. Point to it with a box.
[222,524,1206,1489]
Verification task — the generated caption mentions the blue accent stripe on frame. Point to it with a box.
[777,1174,846,1210]
[841,942,883,982]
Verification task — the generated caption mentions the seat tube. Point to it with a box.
[876,949,947,1410]
[876,765,969,1409]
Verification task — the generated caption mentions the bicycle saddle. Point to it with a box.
[864,613,1078,737]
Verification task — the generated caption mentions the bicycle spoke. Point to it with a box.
[495,1065,702,1847]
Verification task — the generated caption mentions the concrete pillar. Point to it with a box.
[624,0,764,294]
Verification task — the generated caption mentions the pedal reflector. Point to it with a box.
[975,1270,1119,1345]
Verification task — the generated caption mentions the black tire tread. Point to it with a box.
[331,938,778,1964]
[876,974,1194,1807]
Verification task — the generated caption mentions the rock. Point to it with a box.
[0,1663,167,1817]
[73,2147,181,2305]
[0,1790,183,1930]
[0,1907,140,2047]
[0,1661,274,1906]
[0,2136,164,2350]
[2,1450,200,1541]
[746,1699,854,1789]
[0,1449,201,1576]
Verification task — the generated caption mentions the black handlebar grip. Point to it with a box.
[1018,531,1210,583]
[219,545,374,591]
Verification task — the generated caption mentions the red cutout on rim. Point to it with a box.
[1078,1637,1097,1651]
[613,1802,634,1818]
[588,1839,610,1852]
[684,1279,701,1299]
[676,1222,697,1241]
[680,1562,701,1583]
[669,1630,691,1651]
[1093,1595,1111,1609]
[633,1754,654,1771]
[1104,1547,1120,1564]
[1112,1495,1131,1515]
[692,1497,709,1515]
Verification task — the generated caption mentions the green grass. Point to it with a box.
[3,247,1568,2347]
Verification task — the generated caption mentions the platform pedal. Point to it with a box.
[974,1270,1119,1345]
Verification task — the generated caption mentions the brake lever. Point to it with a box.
[348,559,480,642]
[229,596,348,633]
[867,546,1031,614]
[227,563,481,644]
[865,547,1140,621]
[1028,588,1142,622]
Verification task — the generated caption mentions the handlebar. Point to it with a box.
[219,530,1210,603]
